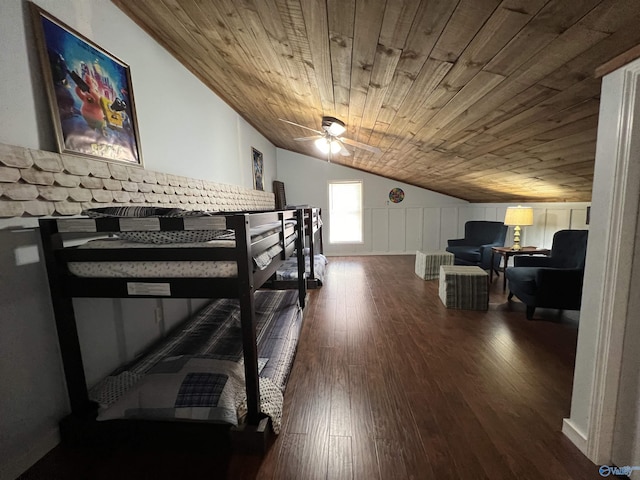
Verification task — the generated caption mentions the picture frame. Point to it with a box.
[252,147,264,191]
[30,3,143,166]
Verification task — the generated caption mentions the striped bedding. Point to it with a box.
[89,289,302,433]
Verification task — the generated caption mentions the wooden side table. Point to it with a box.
[491,246,551,290]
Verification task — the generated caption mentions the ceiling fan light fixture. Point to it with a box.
[327,122,346,136]
[322,116,346,136]
[314,137,341,154]
[282,116,379,156]
[329,139,342,154]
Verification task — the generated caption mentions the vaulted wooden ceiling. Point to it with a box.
[112,0,640,203]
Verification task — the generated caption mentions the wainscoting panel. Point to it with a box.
[328,203,590,256]
[570,209,589,230]
[523,209,548,248]
[440,207,460,249]
[161,298,191,333]
[483,206,499,222]
[371,208,390,252]
[543,209,573,246]
[405,208,423,252]
[422,208,441,252]
[457,206,488,236]
[389,209,407,252]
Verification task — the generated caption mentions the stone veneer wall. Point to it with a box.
[0,143,274,217]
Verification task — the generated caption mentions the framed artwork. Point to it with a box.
[30,3,143,166]
[252,147,264,191]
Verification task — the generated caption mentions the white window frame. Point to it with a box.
[328,180,364,244]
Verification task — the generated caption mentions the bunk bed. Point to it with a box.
[272,207,327,288]
[38,207,306,451]
[303,207,326,288]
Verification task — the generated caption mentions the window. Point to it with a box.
[329,181,363,243]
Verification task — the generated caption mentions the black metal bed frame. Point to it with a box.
[305,207,324,288]
[38,208,306,450]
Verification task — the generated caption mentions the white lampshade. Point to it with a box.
[504,205,534,226]
[315,137,341,154]
[327,121,346,136]
[504,205,533,250]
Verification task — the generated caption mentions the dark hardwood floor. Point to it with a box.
[21,255,601,479]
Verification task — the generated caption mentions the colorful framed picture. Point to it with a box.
[30,3,143,166]
[252,147,264,191]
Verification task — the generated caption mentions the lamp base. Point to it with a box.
[512,226,522,251]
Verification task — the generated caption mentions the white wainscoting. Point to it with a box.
[324,202,590,256]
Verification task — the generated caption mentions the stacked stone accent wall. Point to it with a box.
[0,143,274,217]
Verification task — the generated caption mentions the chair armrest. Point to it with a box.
[535,268,585,307]
[447,238,467,247]
[536,267,583,285]
[479,244,501,270]
[514,256,556,267]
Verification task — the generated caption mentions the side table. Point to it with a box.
[491,246,551,290]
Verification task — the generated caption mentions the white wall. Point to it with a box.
[0,1,276,478]
[276,149,468,255]
[0,221,68,480]
[276,149,589,257]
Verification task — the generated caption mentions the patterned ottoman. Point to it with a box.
[414,251,454,280]
[438,265,489,311]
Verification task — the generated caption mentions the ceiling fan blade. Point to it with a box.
[293,135,322,142]
[336,140,351,156]
[338,136,382,155]
[278,118,323,135]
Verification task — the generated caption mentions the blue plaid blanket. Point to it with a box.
[91,290,301,431]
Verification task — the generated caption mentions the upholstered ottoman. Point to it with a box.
[438,265,489,310]
[415,251,454,280]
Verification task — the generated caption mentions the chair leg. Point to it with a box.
[526,306,535,320]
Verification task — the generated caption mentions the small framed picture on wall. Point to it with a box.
[252,147,264,191]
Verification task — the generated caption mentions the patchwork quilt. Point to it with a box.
[89,290,301,433]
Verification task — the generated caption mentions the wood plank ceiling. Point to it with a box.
[112,0,640,203]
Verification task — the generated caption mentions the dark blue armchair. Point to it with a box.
[506,229,588,320]
[446,221,508,271]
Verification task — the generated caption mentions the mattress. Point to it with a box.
[89,289,302,433]
[276,254,328,285]
[67,227,297,278]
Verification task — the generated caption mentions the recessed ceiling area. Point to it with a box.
[112,0,640,203]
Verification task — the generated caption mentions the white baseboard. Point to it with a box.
[324,251,414,257]
[562,418,588,455]
[0,426,60,480]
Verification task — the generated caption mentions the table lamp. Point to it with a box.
[504,205,534,251]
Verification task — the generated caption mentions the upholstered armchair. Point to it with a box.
[446,221,508,271]
[506,229,588,320]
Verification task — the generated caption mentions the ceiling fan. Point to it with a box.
[279,116,382,159]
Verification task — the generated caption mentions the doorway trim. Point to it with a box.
[566,58,640,464]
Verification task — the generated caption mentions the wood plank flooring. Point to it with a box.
[22,255,601,479]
